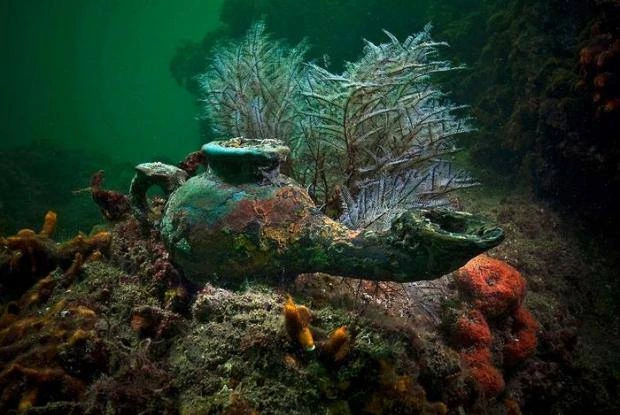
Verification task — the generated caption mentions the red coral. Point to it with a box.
[503,307,539,366]
[451,256,538,398]
[455,255,526,318]
[469,364,505,398]
[461,347,505,397]
[461,346,492,366]
[453,309,492,348]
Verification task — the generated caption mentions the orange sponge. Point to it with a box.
[283,296,315,351]
[322,326,350,362]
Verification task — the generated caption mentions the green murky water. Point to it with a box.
[3,0,224,162]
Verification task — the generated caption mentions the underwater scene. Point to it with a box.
[1,0,619,413]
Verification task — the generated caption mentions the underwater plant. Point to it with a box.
[199,22,308,146]
[300,24,477,230]
[199,22,477,230]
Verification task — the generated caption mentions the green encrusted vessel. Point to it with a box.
[158,138,504,284]
[202,137,290,184]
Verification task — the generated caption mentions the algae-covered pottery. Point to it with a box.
[142,138,504,284]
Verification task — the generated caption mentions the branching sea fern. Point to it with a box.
[199,22,307,145]
[200,22,477,230]
[339,163,477,231]
[301,24,477,229]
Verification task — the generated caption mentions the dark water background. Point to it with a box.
[1,0,618,240]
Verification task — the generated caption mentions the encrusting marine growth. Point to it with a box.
[0,211,111,299]
[0,212,111,413]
